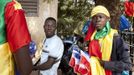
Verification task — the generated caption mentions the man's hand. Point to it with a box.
[98,59,104,67]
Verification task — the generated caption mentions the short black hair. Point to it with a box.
[45,17,56,24]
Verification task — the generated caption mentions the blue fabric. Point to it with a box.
[15,65,20,75]
[82,20,90,34]
[15,70,20,75]
[29,41,36,55]
[119,15,130,31]
[74,53,80,59]
[122,71,129,75]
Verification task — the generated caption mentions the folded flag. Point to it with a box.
[78,50,91,75]
[69,45,81,73]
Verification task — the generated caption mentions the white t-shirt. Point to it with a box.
[40,35,64,75]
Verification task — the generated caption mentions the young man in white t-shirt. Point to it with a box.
[33,17,64,75]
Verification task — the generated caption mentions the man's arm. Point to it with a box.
[33,56,57,70]
[14,45,33,75]
[100,36,132,71]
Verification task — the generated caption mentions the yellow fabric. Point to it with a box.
[0,43,14,75]
[91,30,97,40]
[99,29,117,61]
[90,56,105,75]
[90,29,117,75]
[14,0,22,10]
[91,5,110,17]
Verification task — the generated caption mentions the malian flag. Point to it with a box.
[78,50,91,75]
[69,45,80,73]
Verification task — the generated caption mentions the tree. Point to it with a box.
[57,0,94,37]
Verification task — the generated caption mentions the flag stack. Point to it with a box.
[69,45,91,75]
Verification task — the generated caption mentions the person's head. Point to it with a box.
[43,17,57,38]
[91,5,110,31]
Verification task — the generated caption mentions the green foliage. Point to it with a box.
[57,0,94,37]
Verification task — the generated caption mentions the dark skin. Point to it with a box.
[92,13,110,31]
[13,45,33,75]
[33,19,57,70]
[44,20,56,38]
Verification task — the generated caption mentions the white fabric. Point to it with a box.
[40,35,64,75]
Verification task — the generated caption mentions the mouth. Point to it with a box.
[47,31,52,34]
[95,24,102,30]
[45,30,52,33]
[95,24,100,27]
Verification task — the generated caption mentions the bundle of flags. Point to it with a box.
[69,45,81,73]
[69,45,91,75]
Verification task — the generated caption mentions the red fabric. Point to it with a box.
[84,22,95,41]
[88,40,112,75]
[124,1,134,16]
[69,57,75,68]
[69,48,80,73]
[88,40,102,59]
[74,64,80,73]
[5,1,31,53]
[78,51,91,75]
[105,70,112,75]
[69,56,80,73]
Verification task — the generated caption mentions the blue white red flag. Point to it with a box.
[78,50,91,75]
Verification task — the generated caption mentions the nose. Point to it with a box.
[45,25,52,29]
[47,27,52,30]
[96,17,101,22]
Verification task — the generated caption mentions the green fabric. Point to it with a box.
[0,0,12,45]
[94,21,111,40]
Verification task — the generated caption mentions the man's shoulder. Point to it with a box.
[53,35,63,42]
[113,33,122,43]
[45,35,63,48]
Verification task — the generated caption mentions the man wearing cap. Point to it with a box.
[84,5,132,75]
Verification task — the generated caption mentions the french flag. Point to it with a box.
[69,45,81,73]
[78,50,91,75]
